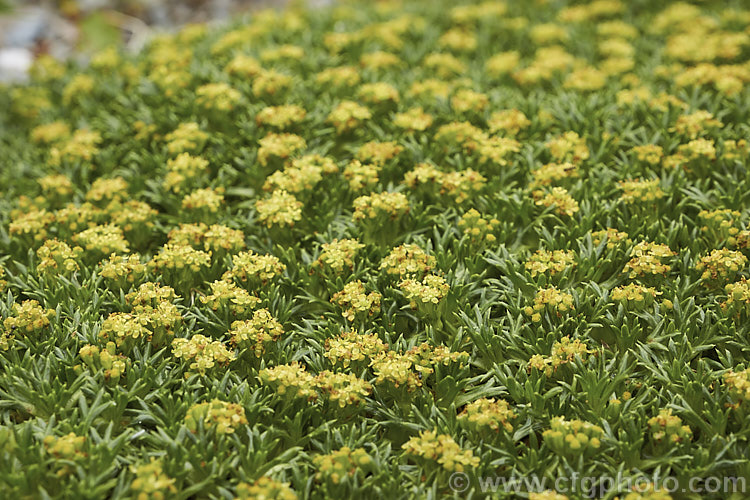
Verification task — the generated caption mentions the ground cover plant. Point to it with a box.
[1,0,750,498]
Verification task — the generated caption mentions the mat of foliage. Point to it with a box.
[1,0,750,499]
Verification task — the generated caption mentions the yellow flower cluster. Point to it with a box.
[695,249,747,282]
[722,279,750,318]
[357,141,403,166]
[73,224,130,258]
[724,368,750,404]
[488,109,530,136]
[330,281,382,322]
[618,179,665,204]
[312,239,364,275]
[36,239,82,276]
[398,274,450,317]
[324,331,389,369]
[530,163,579,188]
[164,153,209,193]
[313,447,373,484]
[611,283,661,310]
[182,187,225,214]
[542,417,603,458]
[235,477,297,500]
[259,362,318,401]
[224,250,285,287]
[529,336,592,375]
[458,209,499,247]
[201,280,260,318]
[648,409,692,448]
[255,190,303,228]
[352,192,410,223]
[79,342,127,380]
[184,399,248,434]
[314,371,373,408]
[630,144,664,165]
[2,300,55,349]
[380,244,436,277]
[343,160,380,192]
[327,101,372,134]
[546,131,589,163]
[257,133,306,167]
[623,241,676,279]
[43,433,86,461]
[457,398,516,434]
[229,309,284,357]
[48,129,102,166]
[165,122,208,155]
[533,187,579,216]
[671,110,723,139]
[172,334,235,375]
[591,228,630,249]
[393,107,433,131]
[402,430,479,472]
[525,249,576,277]
[129,459,177,500]
[524,287,575,322]
[698,209,742,245]
[263,154,336,194]
[256,105,306,130]
[168,223,246,255]
[195,82,241,112]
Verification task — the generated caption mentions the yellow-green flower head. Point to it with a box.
[36,239,83,276]
[259,362,318,401]
[316,65,361,88]
[98,312,151,349]
[252,70,292,98]
[677,138,717,162]
[451,89,489,114]
[312,238,365,274]
[262,154,335,194]
[485,50,521,77]
[671,110,723,139]
[43,433,86,460]
[229,309,284,356]
[371,352,423,391]
[406,342,469,369]
[488,109,530,136]
[524,286,575,322]
[724,368,750,404]
[86,177,129,205]
[256,105,307,130]
[79,342,127,379]
[0,267,6,294]
[184,400,248,434]
[72,224,130,258]
[558,0,625,22]
[458,209,499,247]
[126,282,178,309]
[528,336,591,375]
[648,409,692,447]
[458,398,516,433]
[129,458,177,500]
[344,161,380,192]
[532,187,580,216]
[543,416,604,458]
[327,101,372,134]
[62,74,95,105]
[450,2,507,24]
[164,153,209,193]
[434,121,488,152]
[257,133,306,167]
[529,162,578,189]
[630,144,664,165]
[255,189,304,229]
[352,191,410,222]
[3,300,55,342]
[260,44,304,62]
[525,249,576,277]
[723,279,750,318]
[53,202,105,235]
[698,208,742,245]
[31,121,70,144]
[29,54,65,82]
[618,178,665,204]
[564,66,607,91]
[611,283,661,309]
[315,371,373,407]
[402,430,479,472]
[331,280,382,322]
[439,27,477,52]
[360,50,401,70]
[423,52,467,78]
[313,447,373,484]
[48,129,102,166]
[195,82,241,112]
[695,248,747,282]
[324,331,389,368]
[235,477,298,500]
[622,241,676,278]
[398,274,450,308]
[172,334,235,375]
[546,131,590,163]
[9,209,55,243]
[201,280,260,318]
[149,243,212,274]
[107,200,158,235]
[164,122,208,155]
[181,187,225,213]
[409,78,452,100]
[356,141,403,166]
[380,244,436,278]
[393,107,434,132]
[439,169,487,203]
[591,227,631,249]
[357,82,400,106]
[224,250,286,286]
